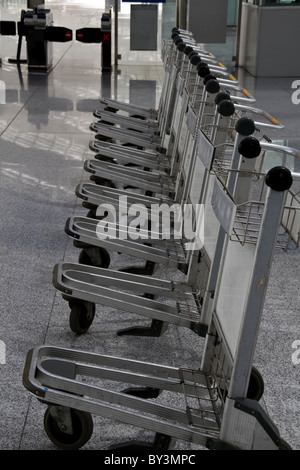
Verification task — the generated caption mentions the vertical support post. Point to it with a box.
[101,12,112,72]
[234,0,243,66]
[228,167,293,400]
[176,0,188,30]
[114,0,118,67]
[200,117,256,329]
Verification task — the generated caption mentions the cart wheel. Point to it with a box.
[90,175,116,188]
[69,302,95,334]
[86,206,102,219]
[247,366,264,401]
[78,247,110,268]
[44,407,93,450]
[219,366,264,402]
[95,155,117,164]
[95,134,113,143]
[103,106,117,113]
[278,438,293,450]
[122,142,144,151]
[130,115,146,121]
[98,119,114,126]
[85,207,106,220]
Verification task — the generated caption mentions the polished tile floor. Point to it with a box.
[0,0,299,451]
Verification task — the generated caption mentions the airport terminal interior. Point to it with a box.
[0,0,299,451]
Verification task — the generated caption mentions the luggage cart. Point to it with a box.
[23,162,299,450]
[84,79,226,197]
[78,77,225,224]
[93,29,205,124]
[63,94,237,292]
[56,71,239,338]
[88,60,254,184]
[89,50,250,169]
[52,118,274,337]
[87,74,241,165]
[90,49,231,138]
[88,43,222,165]
[85,97,278,198]
[68,94,220,274]
[89,32,228,145]
[82,59,257,215]
[92,31,198,140]
[72,102,283,278]
[87,40,198,187]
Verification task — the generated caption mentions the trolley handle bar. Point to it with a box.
[260,142,300,165]
[217,82,255,102]
[207,68,239,85]
[291,172,300,181]
[234,104,284,129]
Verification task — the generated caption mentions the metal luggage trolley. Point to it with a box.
[66,85,235,285]
[88,27,236,163]
[83,83,257,197]
[23,148,299,450]
[88,42,224,172]
[86,37,201,190]
[84,42,255,195]
[83,78,235,201]
[86,70,240,178]
[57,101,237,337]
[69,50,243,278]
[86,36,180,175]
[77,68,229,222]
[88,61,240,177]
[67,83,225,275]
[90,30,199,151]
[90,37,188,132]
[92,28,199,126]
[58,85,260,334]
[90,44,227,140]
[51,106,284,339]
[79,53,256,219]
[70,100,281,278]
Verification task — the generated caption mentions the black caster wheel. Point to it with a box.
[278,439,293,450]
[95,134,113,143]
[86,207,99,219]
[78,247,110,268]
[103,106,117,113]
[94,155,117,164]
[86,209,96,218]
[85,207,107,220]
[247,365,264,401]
[90,175,116,188]
[44,407,93,450]
[98,119,114,126]
[69,301,95,334]
[121,142,144,151]
[129,115,146,121]
[219,366,264,402]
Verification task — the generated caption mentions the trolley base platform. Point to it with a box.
[22,345,286,450]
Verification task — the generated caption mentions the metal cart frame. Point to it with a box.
[70,102,283,279]
[52,116,281,338]
[23,159,299,450]
[22,24,300,451]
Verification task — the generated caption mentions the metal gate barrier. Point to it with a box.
[0,6,112,71]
